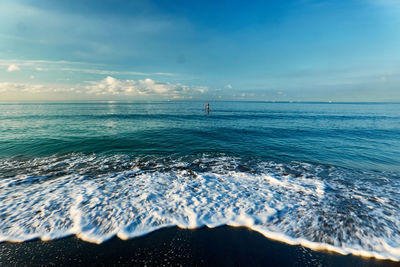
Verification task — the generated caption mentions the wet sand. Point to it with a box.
[0,226,397,266]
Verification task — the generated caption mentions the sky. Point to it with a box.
[0,0,399,101]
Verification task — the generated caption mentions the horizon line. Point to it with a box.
[1,100,400,104]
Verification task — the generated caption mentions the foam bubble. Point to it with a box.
[0,154,399,261]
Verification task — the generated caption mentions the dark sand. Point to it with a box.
[0,226,397,266]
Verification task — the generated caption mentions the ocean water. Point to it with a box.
[0,101,399,260]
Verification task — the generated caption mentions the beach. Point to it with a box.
[1,226,397,266]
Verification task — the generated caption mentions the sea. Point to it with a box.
[0,101,399,261]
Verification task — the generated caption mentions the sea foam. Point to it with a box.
[0,154,399,261]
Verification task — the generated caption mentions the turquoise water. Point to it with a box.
[1,101,399,170]
[1,101,400,260]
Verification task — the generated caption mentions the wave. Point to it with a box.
[0,154,399,261]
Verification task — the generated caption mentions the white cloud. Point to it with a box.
[7,64,20,72]
[85,76,207,96]
[0,77,208,98]
[35,67,48,71]
[0,82,75,93]
[226,84,232,89]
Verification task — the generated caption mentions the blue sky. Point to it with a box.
[0,0,399,101]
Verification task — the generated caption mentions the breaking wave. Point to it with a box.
[0,153,399,261]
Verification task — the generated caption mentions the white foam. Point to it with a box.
[0,154,399,261]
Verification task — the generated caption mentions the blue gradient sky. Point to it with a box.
[0,0,399,101]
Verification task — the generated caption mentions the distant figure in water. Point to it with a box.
[205,103,210,114]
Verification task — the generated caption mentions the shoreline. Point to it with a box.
[0,226,397,266]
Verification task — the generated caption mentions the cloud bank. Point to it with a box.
[0,77,207,99]
[0,82,75,93]
[85,76,206,97]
